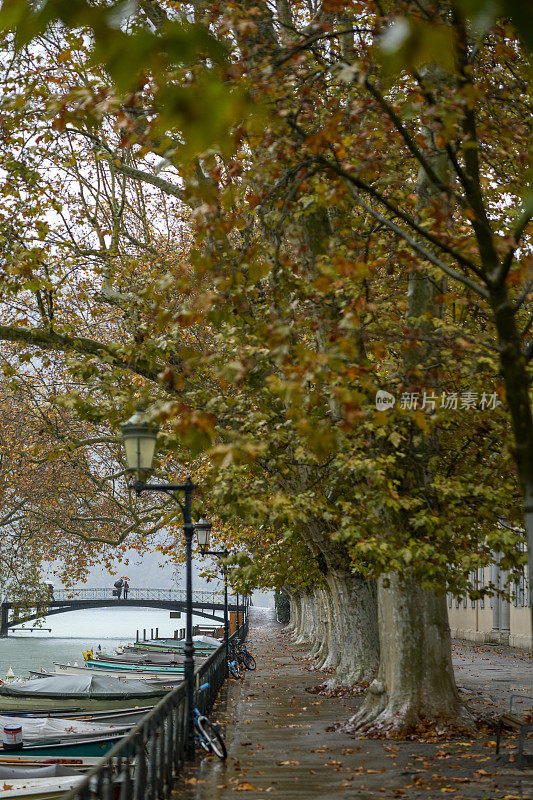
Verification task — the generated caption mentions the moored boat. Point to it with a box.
[0,773,87,800]
[1,734,129,759]
[126,641,217,656]
[69,660,185,675]
[0,716,131,743]
[0,708,152,726]
[0,755,101,771]
[30,667,182,687]
[91,652,186,666]
[0,674,167,713]
[131,635,219,650]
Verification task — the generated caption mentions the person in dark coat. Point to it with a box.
[114,578,124,600]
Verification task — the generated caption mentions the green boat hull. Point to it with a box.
[0,695,164,713]
[86,660,184,674]
[130,643,215,655]
[3,736,131,758]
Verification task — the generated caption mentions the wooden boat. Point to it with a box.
[126,641,216,656]
[30,667,182,687]
[0,708,151,726]
[0,764,82,779]
[0,716,131,744]
[0,675,167,713]
[0,774,87,799]
[65,660,185,675]
[0,755,101,771]
[1,733,129,758]
[91,652,186,666]
[131,635,219,650]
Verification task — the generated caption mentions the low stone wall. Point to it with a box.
[449,625,532,651]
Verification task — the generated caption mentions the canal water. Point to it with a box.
[0,607,211,678]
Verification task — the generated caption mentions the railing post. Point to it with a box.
[0,602,8,638]
[183,478,196,759]
[223,567,229,676]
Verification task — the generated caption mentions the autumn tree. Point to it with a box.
[0,0,529,733]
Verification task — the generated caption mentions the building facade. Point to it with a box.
[447,557,531,651]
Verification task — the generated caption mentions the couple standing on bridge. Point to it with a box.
[113,578,129,599]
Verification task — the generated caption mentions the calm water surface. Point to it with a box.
[0,607,209,678]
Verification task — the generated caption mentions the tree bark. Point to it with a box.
[349,575,472,734]
[325,571,379,685]
[487,282,533,636]
[287,591,301,637]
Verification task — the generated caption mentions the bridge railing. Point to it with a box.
[65,620,249,800]
[48,588,228,604]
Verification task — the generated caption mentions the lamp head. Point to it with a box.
[195,515,212,552]
[121,405,159,484]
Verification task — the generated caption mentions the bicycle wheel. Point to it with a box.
[196,717,227,760]
[228,660,241,678]
[244,653,256,671]
[195,724,211,753]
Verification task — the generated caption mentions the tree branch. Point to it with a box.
[63,127,186,202]
[499,204,533,284]
[0,325,163,382]
[342,182,489,298]
[317,154,484,277]
[363,77,464,206]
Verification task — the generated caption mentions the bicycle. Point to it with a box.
[228,656,243,679]
[229,640,256,672]
[194,683,227,759]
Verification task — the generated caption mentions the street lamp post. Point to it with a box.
[196,518,230,674]
[120,407,206,759]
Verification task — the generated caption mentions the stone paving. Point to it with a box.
[175,607,532,800]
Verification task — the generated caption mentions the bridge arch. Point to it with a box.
[0,588,243,636]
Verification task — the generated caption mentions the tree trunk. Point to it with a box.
[349,575,472,735]
[304,589,318,649]
[326,571,379,685]
[310,588,325,659]
[318,588,341,672]
[294,591,312,644]
[284,591,297,634]
[487,282,533,638]
[287,592,301,638]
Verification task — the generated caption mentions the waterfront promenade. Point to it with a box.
[176,607,532,800]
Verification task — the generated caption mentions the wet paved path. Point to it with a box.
[175,607,532,800]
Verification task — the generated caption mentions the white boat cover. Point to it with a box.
[0,716,129,742]
[141,636,219,648]
[0,674,164,699]
[0,765,79,779]
[192,635,222,647]
[0,774,84,798]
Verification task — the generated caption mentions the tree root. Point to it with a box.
[344,700,476,740]
[306,680,369,698]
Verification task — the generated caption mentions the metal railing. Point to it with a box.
[65,619,249,800]
[45,588,229,604]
